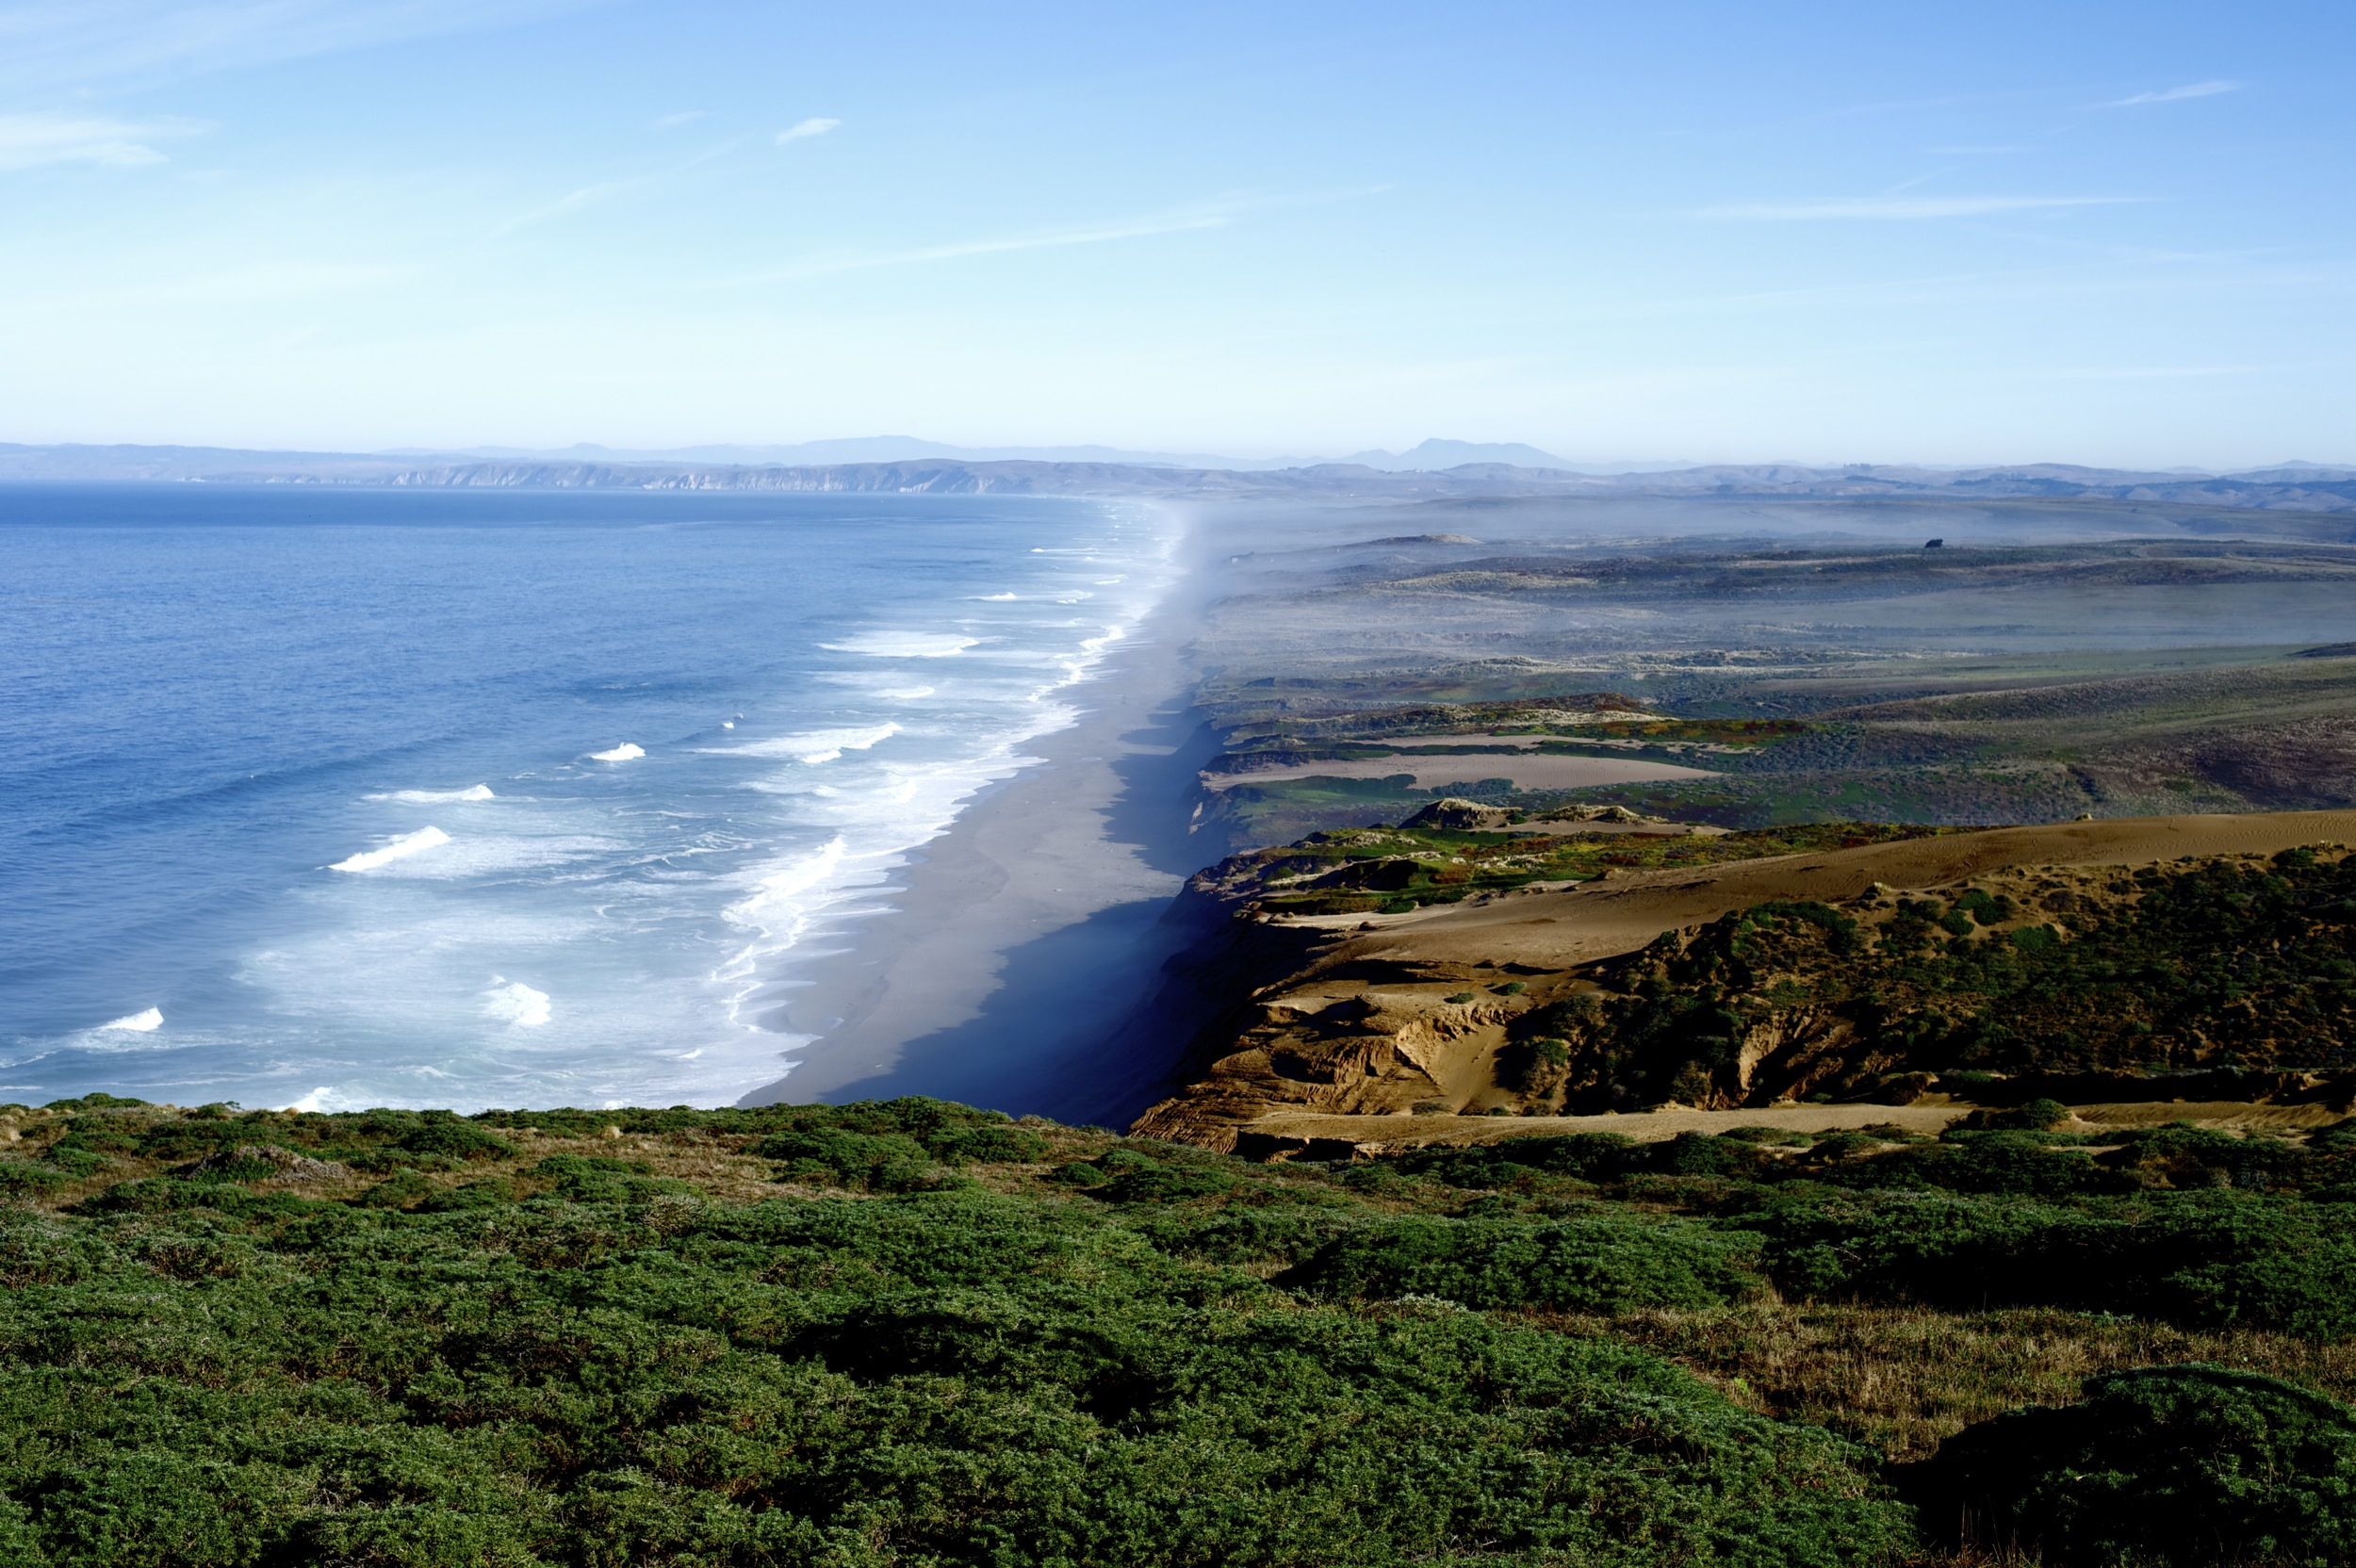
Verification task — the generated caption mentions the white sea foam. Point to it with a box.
[368,784,496,803]
[368,833,622,880]
[99,1006,163,1032]
[331,825,451,873]
[707,564,1170,1035]
[483,979,552,1027]
[136,499,1185,1114]
[977,592,1018,601]
[820,631,980,659]
[701,723,900,764]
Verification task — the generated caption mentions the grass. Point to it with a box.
[1573,1300,2356,1462]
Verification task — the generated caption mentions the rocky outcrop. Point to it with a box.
[1128,957,1549,1151]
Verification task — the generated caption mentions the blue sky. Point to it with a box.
[1,0,2348,466]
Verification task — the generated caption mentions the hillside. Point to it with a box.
[1134,810,2356,1154]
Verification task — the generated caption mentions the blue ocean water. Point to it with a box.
[0,484,1175,1111]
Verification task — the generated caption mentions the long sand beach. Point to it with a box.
[736,556,1219,1123]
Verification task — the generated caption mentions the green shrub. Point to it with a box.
[0,1184,1913,1566]
[1390,1133,1635,1188]
[1284,1212,1763,1313]
[0,1161,68,1195]
[754,1127,965,1193]
[927,1123,1049,1165]
[1907,1364,2356,1566]
[1054,1147,1237,1203]
[353,1169,435,1210]
[417,1178,515,1212]
[1737,1187,2356,1334]
[398,1114,513,1163]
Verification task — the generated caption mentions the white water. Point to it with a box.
[0,493,1180,1113]
[329,825,453,873]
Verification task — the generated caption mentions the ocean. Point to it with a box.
[0,484,1175,1112]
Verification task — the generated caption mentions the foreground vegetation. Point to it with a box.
[3,1092,2354,1564]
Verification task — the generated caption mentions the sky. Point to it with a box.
[0,0,2348,467]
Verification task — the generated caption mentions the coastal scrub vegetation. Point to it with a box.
[1522,844,2356,1114]
[1192,817,1949,918]
[3,1094,2356,1562]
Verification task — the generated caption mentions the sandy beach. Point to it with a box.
[736,584,1218,1123]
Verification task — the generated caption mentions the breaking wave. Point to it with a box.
[330,825,452,873]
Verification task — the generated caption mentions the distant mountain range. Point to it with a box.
[378,435,1623,472]
[0,436,1642,479]
[3,442,2353,512]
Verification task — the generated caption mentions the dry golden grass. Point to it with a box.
[1540,1298,2356,1462]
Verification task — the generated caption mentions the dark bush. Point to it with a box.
[399,1114,513,1163]
[353,1169,436,1210]
[1284,1212,1762,1313]
[1906,1364,2356,1566]
[1390,1133,1637,1187]
[1054,1146,1237,1202]
[1739,1187,2356,1333]
[927,1123,1049,1165]
[753,1127,963,1193]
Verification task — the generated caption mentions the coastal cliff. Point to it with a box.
[1132,808,2356,1155]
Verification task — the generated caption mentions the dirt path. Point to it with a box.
[1245,1097,2345,1152]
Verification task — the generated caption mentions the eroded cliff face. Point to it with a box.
[1129,958,1558,1151]
[1130,815,2356,1154]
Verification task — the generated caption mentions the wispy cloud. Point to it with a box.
[711,206,1237,286]
[2105,80,2241,108]
[2048,363,2282,381]
[492,137,749,235]
[706,185,1381,287]
[0,110,204,172]
[0,1,605,94]
[775,117,840,144]
[654,110,707,130]
[1698,195,2144,220]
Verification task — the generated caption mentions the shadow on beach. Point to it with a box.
[740,645,1233,1125]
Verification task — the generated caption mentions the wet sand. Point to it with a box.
[736,591,1219,1121]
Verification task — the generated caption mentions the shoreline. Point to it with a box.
[735,574,1219,1121]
